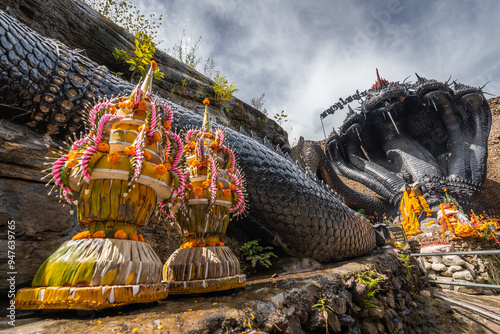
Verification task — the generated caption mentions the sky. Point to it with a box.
[130,0,500,143]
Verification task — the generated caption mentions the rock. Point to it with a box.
[431,263,448,272]
[329,294,347,315]
[350,282,369,304]
[339,314,355,327]
[483,289,494,295]
[441,255,466,266]
[454,285,484,295]
[385,291,396,308]
[327,311,342,333]
[452,270,474,281]
[420,244,455,254]
[420,289,432,298]
[440,269,453,277]
[271,293,285,309]
[434,276,454,290]
[424,261,432,270]
[368,305,386,319]
[360,319,378,334]
[448,265,463,272]
[476,276,485,284]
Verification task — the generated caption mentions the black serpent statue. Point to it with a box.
[0,11,376,262]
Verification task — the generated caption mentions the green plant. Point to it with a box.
[274,110,288,126]
[312,298,334,334]
[357,270,384,308]
[169,30,203,69]
[113,32,164,82]
[239,239,277,269]
[84,0,163,44]
[213,73,239,104]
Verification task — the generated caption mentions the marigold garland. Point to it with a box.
[138,234,145,242]
[155,164,167,175]
[72,231,90,240]
[114,230,127,239]
[97,142,110,152]
[107,151,121,164]
[223,189,232,197]
[124,145,136,155]
[193,187,203,197]
[130,233,139,241]
[92,230,105,238]
[144,150,152,161]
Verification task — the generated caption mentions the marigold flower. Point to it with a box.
[138,100,149,112]
[223,189,232,197]
[97,142,110,152]
[153,132,161,142]
[130,233,139,241]
[190,142,196,149]
[124,145,136,156]
[202,160,208,167]
[72,231,90,240]
[193,187,203,197]
[198,165,204,172]
[107,151,121,164]
[210,141,218,148]
[66,159,78,168]
[185,183,193,191]
[218,241,225,246]
[138,124,149,133]
[155,164,168,175]
[228,168,234,174]
[164,162,172,171]
[151,60,158,69]
[229,183,236,191]
[198,241,206,247]
[191,159,200,167]
[203,98,210,106]
[67,150,81,161]
[114,230,127,239]
[217,182,224,189]
[202,181,210,189]
[92,230,105,238]
[209,241,216,246]
[163,120,171,131]
[144,150,152,161]
[138,234,145,242]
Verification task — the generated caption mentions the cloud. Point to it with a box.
[132,0,500,141]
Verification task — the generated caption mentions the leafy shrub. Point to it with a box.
[239,239,277,271]
[213,73,239,104]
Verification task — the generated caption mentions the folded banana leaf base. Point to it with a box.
[15,237,168,310]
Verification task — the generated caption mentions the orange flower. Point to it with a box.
[189,142,196,149]
[137,100,148,111]
[97,142,110,152]
[164,162,172,171]
[163,121,171,131]
[72,231,90,240]
[138,124,149,133]
[114,230,127,239]
[107,151,121,164]
[92,230,105,238]
[210,141,218,148]
[138,234,145,242]
[193,187,203,197]
[144,150,152,161]
[108,105,117,113]
[153,132,161,142]
[147,137,155,146]
[191,160,200,167]
[151,60,158,69]
[185,183,193,191]
[202,181,210,189]
[229,183,236,191]
[217,182,224,189]
[209,241,216,246]
[66,159,78,168]
[198,241,206,247]
[124,145,136,156]
[218,241,225,246]
[203,98,210,106]
[228,168,234,174]
[130,233,139,241]
[202,160,208,167]
[223,189,232,197]
[67,150,82,161]
[155,164,167,175]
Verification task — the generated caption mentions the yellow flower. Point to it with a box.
[130,233,139,241]
[66,159,78,168]
[67,150,82,161]
[72,231,90,240]
[114,230,127,239]
[191,160,200,167]
[193,187,203,197]
[203,98,210,106]
[144,150,152,161]
[210,141,218,149]
[92,230,105,238]
[107,151,121,164]
[201,181,210,189]
[190,142,196,149]
[138,124,149,133]
[155,164,167,175]
[124,146,136,155]
[97,142,110,152]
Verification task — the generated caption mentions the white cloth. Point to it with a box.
[437,209,471,225]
